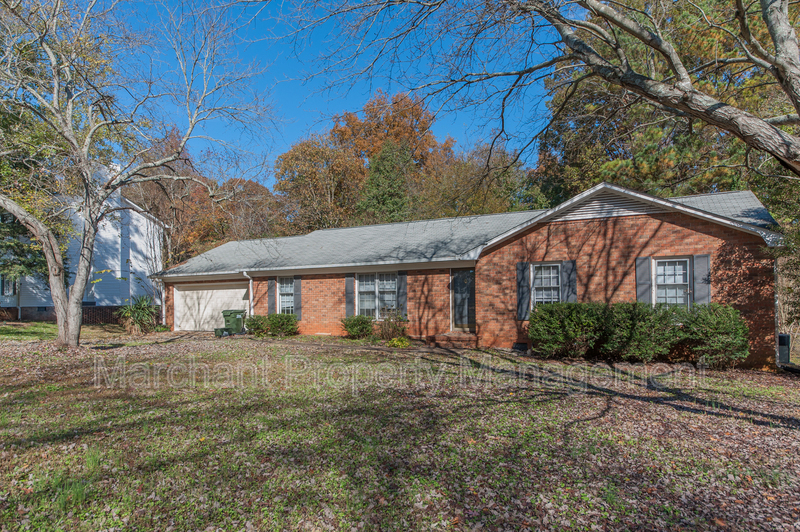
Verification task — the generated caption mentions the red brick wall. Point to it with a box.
[406,268,451,340]
[251,275,348,335]
[161,212,776,367]
[475,213,775,368]
[296,274,347,335]
[164,283,175,329]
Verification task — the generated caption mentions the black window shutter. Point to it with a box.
[267,277,276,315]
[635,257,652,304]
[397,271,408,317]
[560,260,577,302]
[293,275,302,320]
[693,254,711,304]
[345,273,355,317]
[516,262,531,320]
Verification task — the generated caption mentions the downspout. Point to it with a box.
[242,271,254,317]
[155,279,165,326]
[16,279,20,321]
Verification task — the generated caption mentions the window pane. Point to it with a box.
[280,294,294,314]
[533,265,560,288]
[279,277,294,294]
[534,287,559,304]
[379,291,396,312]
[358,274,375,292]
[378,273,396,291]
[533,265,560,305]
[655,259,689,307]
[278,277,294,313]
[656,260,688,285]
[359,291,376,317]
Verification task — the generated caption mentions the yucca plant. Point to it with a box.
[115,295,159,335]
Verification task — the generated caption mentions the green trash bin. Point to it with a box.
[222,309,246,333]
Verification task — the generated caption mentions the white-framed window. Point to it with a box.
[531,263,560,306]
[0,275,15,297]
[357,272,397,319]
[654,258,690,307]
[278,277,295,314]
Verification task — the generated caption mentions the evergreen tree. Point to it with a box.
[357,141,413,223]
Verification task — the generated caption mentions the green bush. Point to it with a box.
[600,303,683,362]
[528,302,750,366]
[246,315,270,337]
[527,302,605,358]
[681,303,750,368]
[115,295,159,335]
[267,313,299,337]
[377,309,408,341]
[245,314,299,337]
[341,314,374,338]
[387,336,411,348]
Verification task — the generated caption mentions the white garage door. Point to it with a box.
[174,284,249,331]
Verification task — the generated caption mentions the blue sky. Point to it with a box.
[136,1,553,184]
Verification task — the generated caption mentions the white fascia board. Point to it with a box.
[174,281,250,290]
[597,183,784,246]
[120,197,168,228]
[154,259,477,282]
[471,182,783,257]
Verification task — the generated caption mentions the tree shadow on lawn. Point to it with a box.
[4,352,800,530]
[426,350,800,431]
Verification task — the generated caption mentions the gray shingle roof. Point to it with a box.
[156,187,778,278]
[160,210,545,277]
[670,190,777,229]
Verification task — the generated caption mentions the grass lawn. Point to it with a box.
[1,337,799,531]
[0,322,128,342]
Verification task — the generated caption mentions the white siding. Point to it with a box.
[19,275,52,306]
[17,193,163,308]
[551,191,668,222]
[127,201,163,303]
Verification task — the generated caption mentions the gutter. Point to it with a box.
[152,258,478,282]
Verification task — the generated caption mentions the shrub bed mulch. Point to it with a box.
[0,337,799,531]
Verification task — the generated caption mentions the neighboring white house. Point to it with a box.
[0,193,164,321]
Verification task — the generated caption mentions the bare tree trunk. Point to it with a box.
[0,193,100,347]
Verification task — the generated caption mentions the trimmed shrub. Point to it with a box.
[115,295,159,335]
[528,302,605,358]
[528,302,750,366]
[377,310,408,341]
[245,315,270,337]
[267,313,299,337]
[681,303,750,368]
[341,314,374,338]
[600,303,683,362]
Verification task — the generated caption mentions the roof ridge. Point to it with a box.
[307,208,546,233]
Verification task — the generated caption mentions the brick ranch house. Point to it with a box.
[152,183,783,368]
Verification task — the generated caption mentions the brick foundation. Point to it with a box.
[5,305,159,325]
